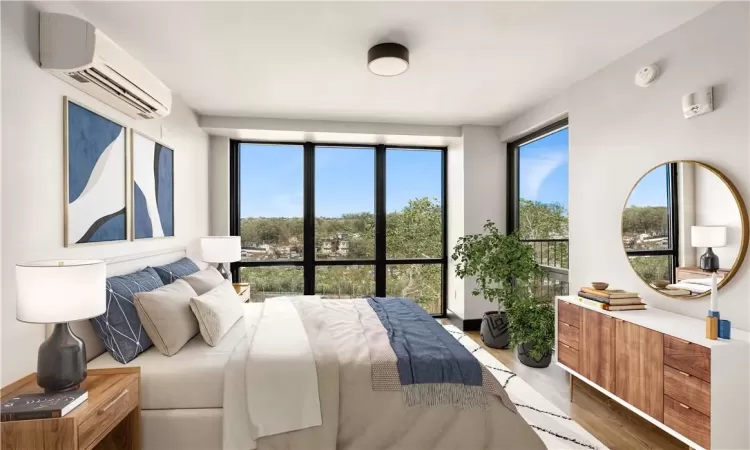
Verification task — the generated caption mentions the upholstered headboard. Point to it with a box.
[46,247,196,362]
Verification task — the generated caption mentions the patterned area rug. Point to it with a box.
[442,324,608,450]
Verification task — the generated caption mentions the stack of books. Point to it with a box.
[577,288,645,311]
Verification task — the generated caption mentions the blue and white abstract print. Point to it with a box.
[66,100,127,245]
[132,131,174,239]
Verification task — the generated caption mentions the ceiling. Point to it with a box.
[73,1,716,126]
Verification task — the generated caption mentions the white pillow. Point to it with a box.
[182,266,225,295]
[134,279,199,356]
[190,281,244,346]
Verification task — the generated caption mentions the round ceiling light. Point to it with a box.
[367,43,409,77]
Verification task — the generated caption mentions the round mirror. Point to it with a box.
[622,161,748,298]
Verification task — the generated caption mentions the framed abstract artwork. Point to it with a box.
[64,97,128,246]
[131,131,174,239]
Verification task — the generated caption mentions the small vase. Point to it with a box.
[480,311,510,349]
[516,342,552,368]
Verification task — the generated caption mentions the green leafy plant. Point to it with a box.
[451,221,542,311]
[505,295,555,361]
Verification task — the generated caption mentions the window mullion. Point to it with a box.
[303,142,316,294]
[375,144,386,297]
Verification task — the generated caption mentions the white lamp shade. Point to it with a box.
[201,236,241,263]
[16,260,106,324]
[691,226,727,248]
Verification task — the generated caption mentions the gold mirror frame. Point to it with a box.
[621,160,749,299]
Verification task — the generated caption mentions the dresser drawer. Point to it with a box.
[558,300,581,327]
[79,378,139,450]
[664,365,710,416]
[558,320,580,349]
[664,335,711,382]
[664,395,710,449]
[558,341,579,372]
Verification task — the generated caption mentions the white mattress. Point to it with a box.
[88,303,264,410]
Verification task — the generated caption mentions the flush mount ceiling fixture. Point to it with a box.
[367,43,409,77]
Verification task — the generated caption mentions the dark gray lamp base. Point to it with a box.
[700,247,720,272]
[217,262,232,282]
[37,323,87,393]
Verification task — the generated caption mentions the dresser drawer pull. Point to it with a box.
[677,370,691,377]
[562,322,570,327]
[678,402,690,410]
[560,343,570,349]
[99,389,129,415]
[672,337,691,345]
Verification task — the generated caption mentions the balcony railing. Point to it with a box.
[522,238,569,300]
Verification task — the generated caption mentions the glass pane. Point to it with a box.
[628,255,672,284]
[622,165,670,251]
[315,265,375,298]
[239,143,304,261]
[239,266,303,302]
[386,149,442,259]
[315,147,375,260]
[385,264,442,314]
[518,128,569,240]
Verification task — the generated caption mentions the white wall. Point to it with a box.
[446,140,465,318]
[500,2,750,329]
[458,126,506,320]
[209,136,230,236]
[1,1,210,385]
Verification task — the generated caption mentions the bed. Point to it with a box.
[73,250,544,450]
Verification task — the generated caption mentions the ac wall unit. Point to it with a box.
[40,12,172,120]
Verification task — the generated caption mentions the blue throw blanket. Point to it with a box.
[367,297,482,387]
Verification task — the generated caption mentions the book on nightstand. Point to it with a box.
[1,390,88,421]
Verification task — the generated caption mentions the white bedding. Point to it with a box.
[88,304,263,409]
[224,297,322,450]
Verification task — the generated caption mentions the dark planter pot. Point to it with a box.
[516,342,552,368]
[480,311,510,349]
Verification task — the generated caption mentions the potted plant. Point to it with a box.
[506,295,555,368]
[452,221,541,349]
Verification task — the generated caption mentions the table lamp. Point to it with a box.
[691,225,727,272]
[201,236,241,281]
[16,260,106,392]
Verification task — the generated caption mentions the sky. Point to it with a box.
[626,164,669,207]
[518,128,569,209]
[240,144,442,218]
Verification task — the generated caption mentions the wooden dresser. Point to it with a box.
[556,295,749,450]
[675,267,728,283]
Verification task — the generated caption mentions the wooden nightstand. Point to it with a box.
[1,367,140,450]
[233,283,251,303]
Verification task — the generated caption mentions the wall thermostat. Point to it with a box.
[682,87,714,119]
[635,65,659,87]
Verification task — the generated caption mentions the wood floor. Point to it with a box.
[465,330,687,450]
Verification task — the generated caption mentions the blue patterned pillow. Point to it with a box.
[90,267,164,363]
[151,257,200,285]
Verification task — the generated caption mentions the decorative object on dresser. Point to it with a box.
[0,367,141,450]
[577,287,645,311]
[201,236,242,281]
[132,131,175,239]
[452,221,543,350]
[556,295,750,450]
[64,98,128,246]
[621,161,748,299]
[15,260,106,392]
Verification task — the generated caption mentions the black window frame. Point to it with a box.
[229,140,448,317]
[623,162,680,283]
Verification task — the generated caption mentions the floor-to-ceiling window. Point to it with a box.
[230,141,447,315]
[507,119,569,299]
